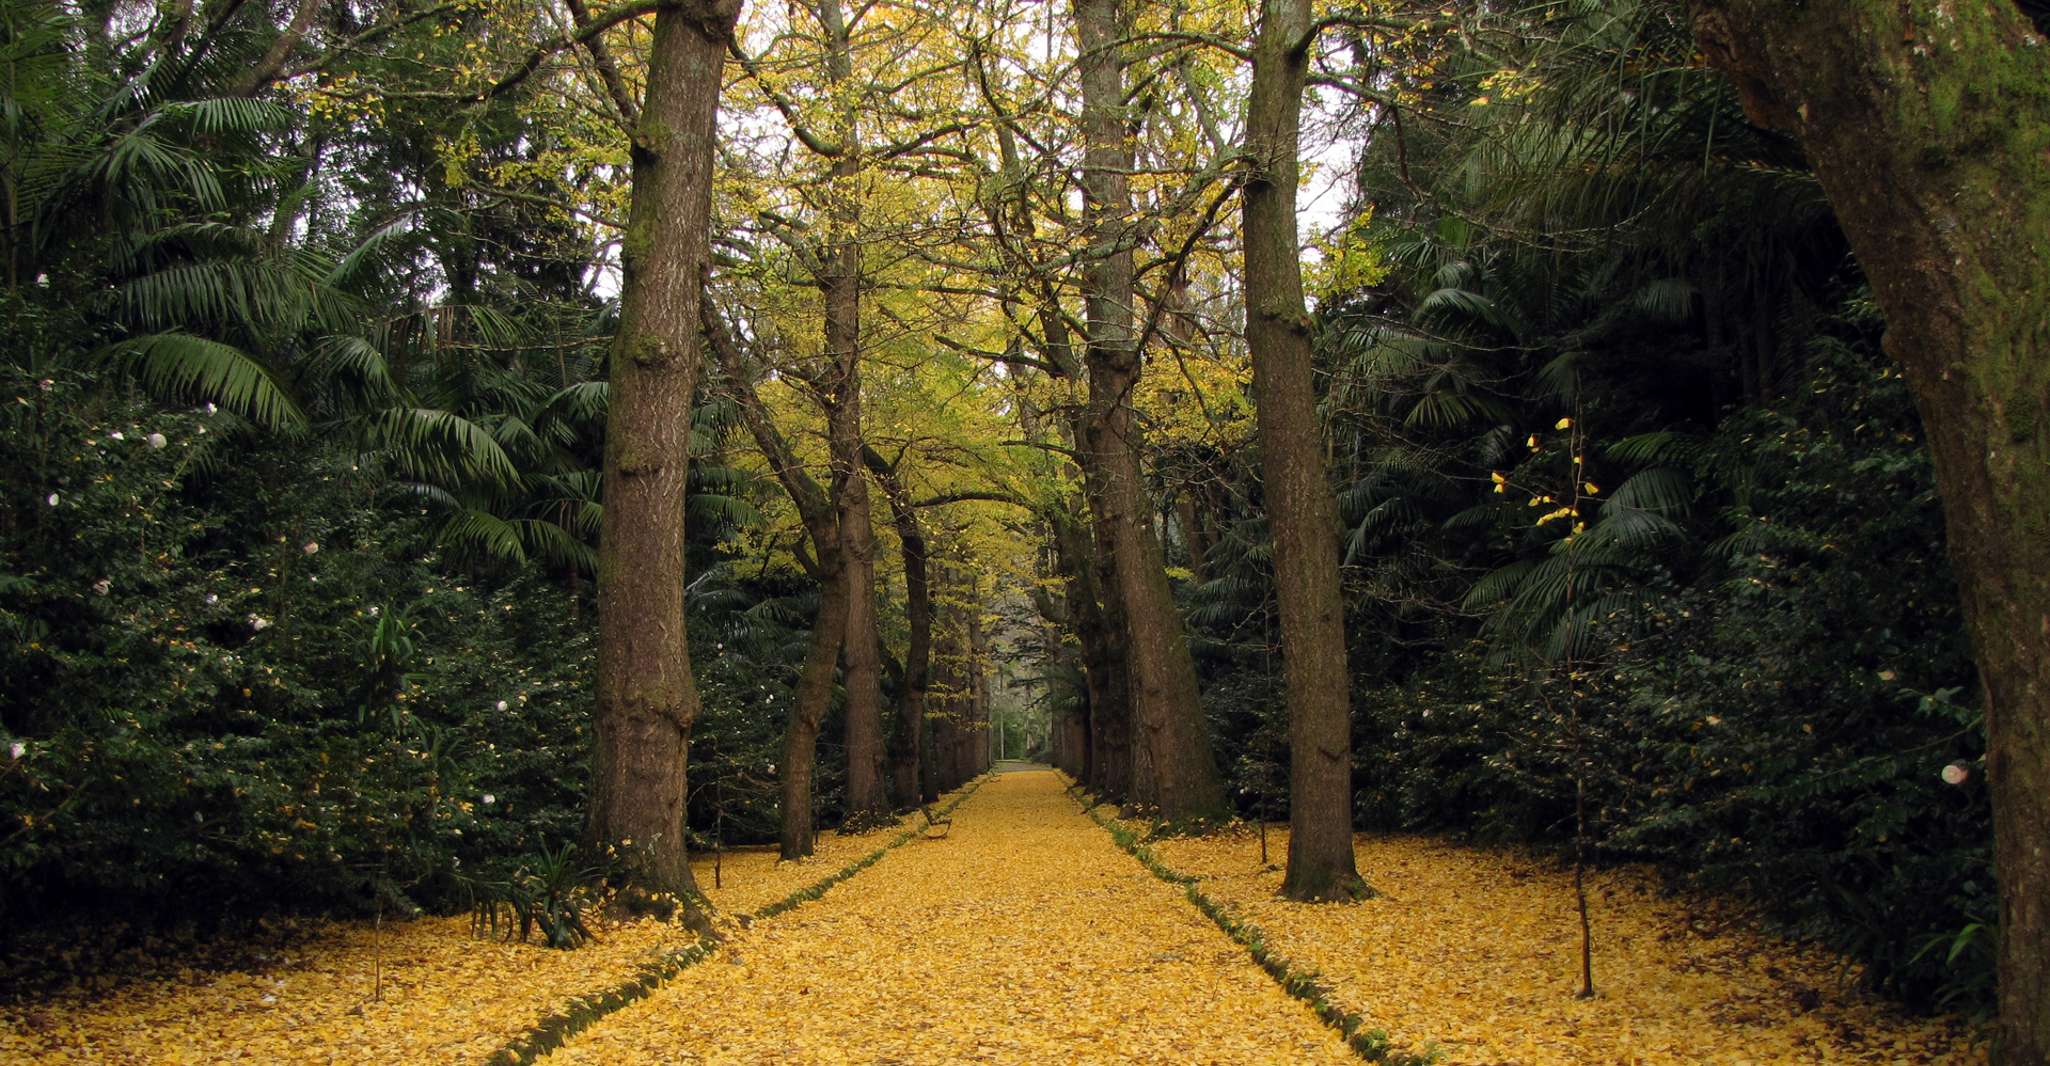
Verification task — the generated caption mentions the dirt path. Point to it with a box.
[541,768,1354,1065]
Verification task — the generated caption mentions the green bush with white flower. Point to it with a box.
[0,369,798,937]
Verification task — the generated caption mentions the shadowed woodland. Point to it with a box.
[2,0,2048,1062]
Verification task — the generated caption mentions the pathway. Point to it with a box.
[541,768,1354,1065]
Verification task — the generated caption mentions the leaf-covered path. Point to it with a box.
[540,768,1355,1064]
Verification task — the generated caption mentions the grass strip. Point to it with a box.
[1069,783,1435,1066]
[487,775,989,1065]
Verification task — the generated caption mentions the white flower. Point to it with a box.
[8,741,23,761]
[205,593,218,604]
[248,615,271,632]
[92,578,111,596]
[495,700,508,712]
[482,793,496,805]
[367,605,380,617]
[1941,763,1970,786]
[204,402,217,415]
[302,541,319,555]
[147,432,167,449]
[45,493,58,507]
[108,431,124,441]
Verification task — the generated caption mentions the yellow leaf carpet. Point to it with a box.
[540,768,1355,1065]
[1146,824,1987,1065]
[0,794,960,1065]
[2,768,1992,1064]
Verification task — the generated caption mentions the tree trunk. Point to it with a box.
[586,0,739,911]
[1243,0,1368,903]
[865,447,929,808]
[1688,5,2049,1059]
[780,548,849,858]
[1072,0,1227,822]
[826,259,889,826]
[1052,507,1128,799]
[968,593,990,773]
[804,0,889,830]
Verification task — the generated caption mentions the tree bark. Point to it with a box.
[865,446,930,808]
[968,592,991,773]
[1072,0,1227,822]
[1687,4,2049,1059]
[781,558,849,857]
[1051,506,1129,799]
[826,258,890,826]
[586,0,739,911]
[1243,0,1368,903]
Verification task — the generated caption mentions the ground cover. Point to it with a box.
[539,769,1355,1065]
[1139,819,1986,1065]
[0,796,960,1064]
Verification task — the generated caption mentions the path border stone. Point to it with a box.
[485,775,989,1065]
[1067,778,1435,1066]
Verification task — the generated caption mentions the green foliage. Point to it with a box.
[466,842,603,950]
[1183,0,1993,1015]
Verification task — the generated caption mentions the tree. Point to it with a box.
[1682,4,2046,1058]
[1241,0,1369,901]
[702,294,848,859]
[585,0,741,911]
[864,446,932,808]
[1072,0,1228,821]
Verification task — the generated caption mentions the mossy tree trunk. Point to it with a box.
[1243,0,1369,903]
[1689,3,2049,1059]
[586,0,740,908]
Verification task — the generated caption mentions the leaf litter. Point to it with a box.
[540,769,1355,1065]
[1147,824,1987,1065]
[0,802,950,1064]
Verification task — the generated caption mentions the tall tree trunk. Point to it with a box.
[702,294,844,859]
[827,262,889,825]
[1243,0,1368,903]
[1072,0,1226,822]
[780,549,849,858]
[1052,507,1128,799]
[865,449,930,808]
[968,592,990,772]
[586,0,739,911]
[1688,5,2049,1060]
[806,0,889,829]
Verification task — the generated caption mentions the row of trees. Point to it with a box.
[2,0,2046,1056]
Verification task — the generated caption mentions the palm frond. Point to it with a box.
[109,332,304,429]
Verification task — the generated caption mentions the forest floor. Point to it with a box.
[0,768,1989,1064]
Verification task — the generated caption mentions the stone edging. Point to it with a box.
[486,775,990,1065]
[1068,781,1435,1066]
